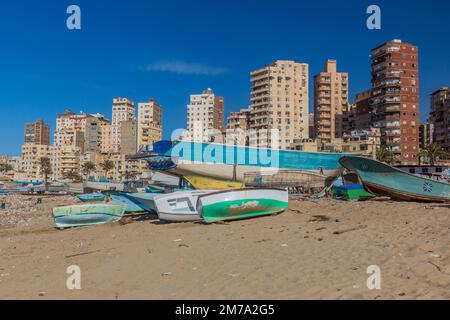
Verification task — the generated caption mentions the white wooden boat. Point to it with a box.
[153,190,216,222]
[198,188,289,223]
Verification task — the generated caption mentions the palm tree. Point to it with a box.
[376,146,394,164]
[99,159,114,179]
[421,143,449,165]
[62,170,82,182]
[81,161,96,180]
[39,157,52,186]
[0,163,13,174]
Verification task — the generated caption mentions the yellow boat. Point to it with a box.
[184,175,244,190]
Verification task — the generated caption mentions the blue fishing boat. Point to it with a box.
[109,193,148,213]
[143,140,348,181]
[53,204,126,229]
[0,190,9,195]
[125,193,160,212]
[75,193,105,203]
[339,156,450,203]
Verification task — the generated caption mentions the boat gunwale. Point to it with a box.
[364,181,450,203]
[339,156,450,188]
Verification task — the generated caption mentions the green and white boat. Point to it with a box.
[339,156,450,202]
[198,188,288,223]
[53,204,126,229]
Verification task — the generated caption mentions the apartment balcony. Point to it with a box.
[251,87,270,95]
[385,105,401,112]
[250,101,271,108]
[250,94,270,101]
[251,72,270,82]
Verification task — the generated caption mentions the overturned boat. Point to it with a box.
[53,204,126,229]
[143,140,347,181]
[339,156,450,203]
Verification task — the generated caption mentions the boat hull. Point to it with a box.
[145,141,346,181]
[125,193,160,211]
[339,156,450,203]
[154,190,215,222]
[53,204,125,228]
[198,188,288,223]
[109,194,147,213]
[75,193,105,203]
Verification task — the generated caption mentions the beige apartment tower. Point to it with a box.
[186,88,224,142]
[250,60,309,149]
[314,60,349,143]
[137,99,163,151]
[112,98,135,154]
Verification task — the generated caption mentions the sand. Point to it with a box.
[0,194,450,300]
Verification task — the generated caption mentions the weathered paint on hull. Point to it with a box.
[110,194,147,213]
[168,162,341,182]
[201,198,288,223]
[53,204,125,228]
[339,156,450,203]
[54,213,123,228]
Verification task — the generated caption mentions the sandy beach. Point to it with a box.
[0,194,449,300]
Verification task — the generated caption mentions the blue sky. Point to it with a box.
[1,0,449,155]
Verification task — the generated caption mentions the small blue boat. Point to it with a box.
[109,193,148,213]
[75,193,106,203]
[53,204,126,229]
[0,190,9,195]
[340,156,450,203]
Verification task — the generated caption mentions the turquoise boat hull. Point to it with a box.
[339,156,450,202]
[53,204,125,228]
[76,193,105,202]
[144,141,349,181]
[110,194,147,213]
[125,193,159,211]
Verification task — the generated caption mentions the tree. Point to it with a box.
[99,159,114,179]
[376,146,394,164]
[122,170,138,181]
[0,163,13,174]
[81,161,96,179]
[421,143,449,165]
[39,157,52,186]
[62,170,82,182]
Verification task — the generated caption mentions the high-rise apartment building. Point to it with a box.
[371,39,419,164]
[429,87,450,151]
[250,60,309,149]
[314,60,349,142]
[419,122,434,150]
[137,99,163,150]
[112,98,135,153]
[226,108,251,131]
[24,119,51,145]
[84,114,110,154]
[119,120,138,156]
[186,88,224,142]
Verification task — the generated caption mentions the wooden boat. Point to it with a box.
[75,193,105,202]
[0,189,9,195]
[109,193,147,213]
[53,204,126,229]
[339,156,450,202]
[153,190,216,222]
[198,188,289,223]
[144,140,348,181]
[125,193,161,212]
[184,175,244,190]
[244,170,328,190]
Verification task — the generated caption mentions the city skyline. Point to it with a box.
[1,0,450,155]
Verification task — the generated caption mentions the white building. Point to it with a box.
[186,88,224,142]
[112,98,135,154]
[137,99,163,151]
